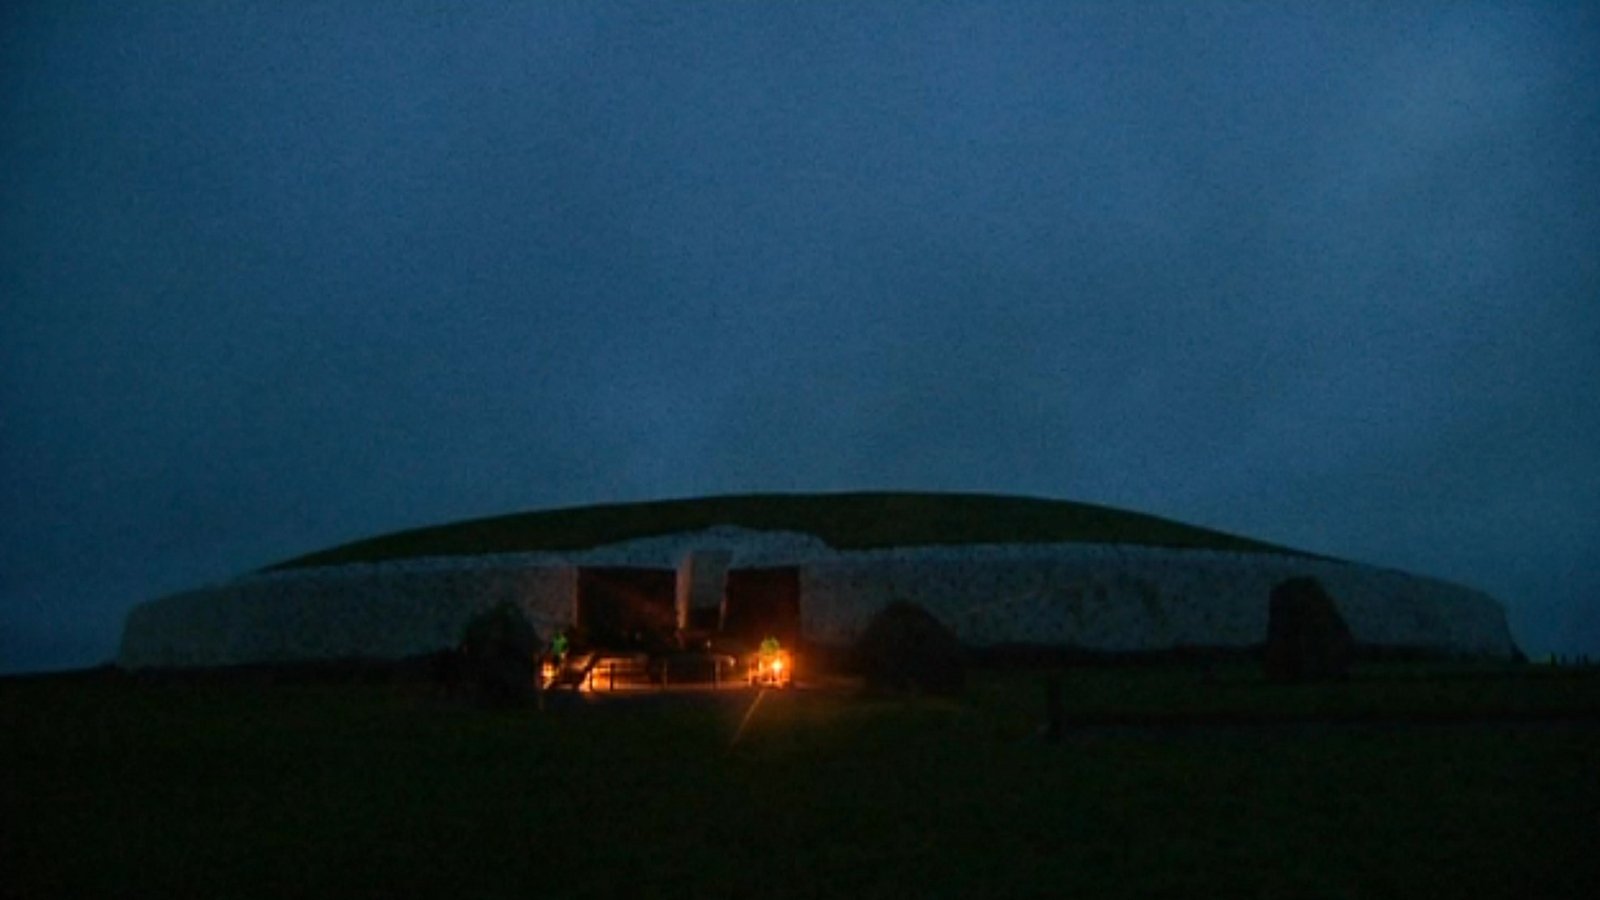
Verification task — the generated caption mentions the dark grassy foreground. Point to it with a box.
[3,665,1596,899]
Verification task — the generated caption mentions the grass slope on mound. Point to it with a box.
[268,491,1321,571]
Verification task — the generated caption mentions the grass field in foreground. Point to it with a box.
[3,665,1596,899]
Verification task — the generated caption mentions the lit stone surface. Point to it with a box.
[118,527,1518,668]
[676,549,732,628]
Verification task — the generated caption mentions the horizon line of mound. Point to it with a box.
[118,503,1520,671]
[262,491,1331,571]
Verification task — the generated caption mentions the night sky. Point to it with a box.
[3,2,1597,674]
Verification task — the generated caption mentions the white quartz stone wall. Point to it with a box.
[118,528,1518,668]
[798,545,1515,657]
[119,564,575,668]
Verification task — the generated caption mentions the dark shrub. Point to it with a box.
[854,601,966,697]
[458,602,541,706]
[1264,577,1354,683]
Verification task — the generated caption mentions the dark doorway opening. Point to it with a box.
[722,567,801,649]
[576,567,676,651]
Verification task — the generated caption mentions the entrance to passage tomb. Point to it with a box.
[721,567,802,648]
[576,567,677,650]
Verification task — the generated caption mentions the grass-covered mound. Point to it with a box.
[267,491,1321,571]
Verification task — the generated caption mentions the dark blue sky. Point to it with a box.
[3,2,1597,673]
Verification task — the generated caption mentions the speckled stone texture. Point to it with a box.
[119,564,575,668]
[118,528,1518,668]
[799,544,1514,657]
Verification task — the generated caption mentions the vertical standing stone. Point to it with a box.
[676,550,731,632]
[1042,674,1064,742]
[1264,577,1355,682]
[854,601,966,696]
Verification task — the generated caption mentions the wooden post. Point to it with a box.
[1044,675,1063,743]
